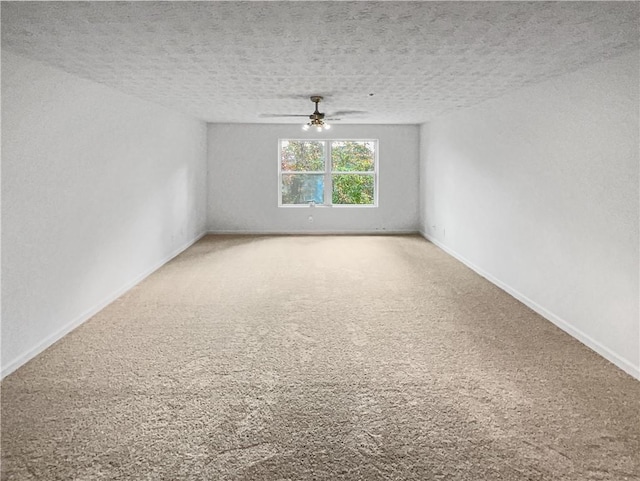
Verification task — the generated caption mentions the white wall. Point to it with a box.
[420,51,640,379]
[1,51,208,377]
[207,124,419,233]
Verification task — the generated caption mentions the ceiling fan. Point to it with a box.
[259,96,367,130]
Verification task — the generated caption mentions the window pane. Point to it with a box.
[332,174,375,205]
[282,174,324,204]
[281,140,325,172]
[331,141,375,172]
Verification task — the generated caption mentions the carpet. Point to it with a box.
[2,235,639,480]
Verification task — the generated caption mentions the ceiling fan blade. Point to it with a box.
[259,113,309,118]
[328,110,367,117]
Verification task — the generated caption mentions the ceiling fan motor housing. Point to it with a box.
[309,95,324,120]
[301,95,332,131]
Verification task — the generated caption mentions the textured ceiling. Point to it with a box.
[2,1,638,124]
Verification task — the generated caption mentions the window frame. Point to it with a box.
[278,138,379,208]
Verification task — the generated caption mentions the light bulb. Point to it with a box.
[324,123,331,130]
[302,124,310,131]
[316,126,323,132]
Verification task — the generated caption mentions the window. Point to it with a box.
[279,139,377,206]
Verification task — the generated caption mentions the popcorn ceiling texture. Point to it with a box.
[2,1,638,123]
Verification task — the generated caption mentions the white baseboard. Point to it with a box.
[205,230,420,236]
[1,231,207,380]
[419,231,640,380]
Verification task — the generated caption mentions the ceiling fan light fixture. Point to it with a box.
[302,96,331,132]
[303,117,330,131]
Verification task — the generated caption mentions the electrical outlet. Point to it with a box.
[308,216,314,223]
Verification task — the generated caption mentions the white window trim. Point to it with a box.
[278,139,379,208]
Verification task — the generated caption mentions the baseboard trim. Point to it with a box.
[419,231,640,380]
[1,231,207,380]
[206,230,420,236]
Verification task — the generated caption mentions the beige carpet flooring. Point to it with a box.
[2,235,639,480]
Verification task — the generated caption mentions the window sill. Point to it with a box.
[278,204,378,208]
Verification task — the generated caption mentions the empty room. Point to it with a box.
[2,1,639,480]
